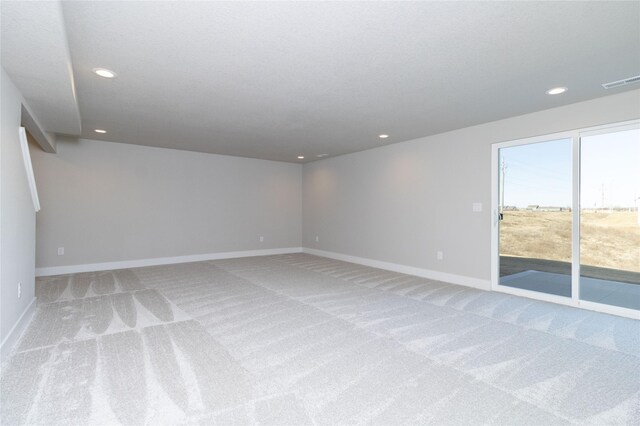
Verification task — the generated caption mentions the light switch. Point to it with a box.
[473,203,482,212]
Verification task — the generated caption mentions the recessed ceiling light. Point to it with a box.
[297,156,305,159]
[94,129,107,134]
[316,154,329,158]
[93,68,117,78]
[546,87,567,95]
[379,134,389,139]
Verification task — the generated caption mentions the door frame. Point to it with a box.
[491,119,640,319]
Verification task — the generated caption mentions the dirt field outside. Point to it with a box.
[499,210,640,273]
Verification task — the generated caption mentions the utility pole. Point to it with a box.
[500,158,507,213]
[601,183,605,212]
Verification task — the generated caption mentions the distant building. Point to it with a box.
[525,205,571,212]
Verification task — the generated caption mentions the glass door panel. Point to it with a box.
[579,129,640,310]
[498,138,573,297]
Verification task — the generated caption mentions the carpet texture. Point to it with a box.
[2,253,639,425]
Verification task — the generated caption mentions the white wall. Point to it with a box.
[31,139,302,270]
[1,68,37,358]
[23,89,640,287]
[303,90,640,288]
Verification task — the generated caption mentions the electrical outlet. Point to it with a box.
[259,236,264,242]
[315,235,319,242]
[57,247,64,256]
[473,202,482,212]
[17,282,21,299]
[437,250,443,261]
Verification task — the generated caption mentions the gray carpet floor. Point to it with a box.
[2,253,639,425]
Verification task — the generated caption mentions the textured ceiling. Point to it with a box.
[3,1,640,162]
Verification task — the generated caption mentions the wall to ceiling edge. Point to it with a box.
[302,89,640,288]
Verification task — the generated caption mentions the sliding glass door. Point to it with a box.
[492,121,639,317]
[497,138,573,298]
[579,128,640,311]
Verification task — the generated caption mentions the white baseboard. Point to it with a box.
[36,246,490,291]
[302,248,491,291]
[1,297,36,363]
[36,247,303,277]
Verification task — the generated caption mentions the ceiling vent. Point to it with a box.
[602,75,640,89]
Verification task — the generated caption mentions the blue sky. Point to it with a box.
[499,129,639,208]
